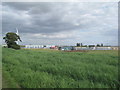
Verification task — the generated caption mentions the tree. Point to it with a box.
[3,32,22,49]
[101,43,103,47]
[80,43,83,47]
[96,44,100,47]
[76,43,80,47]
[89,45,95,47]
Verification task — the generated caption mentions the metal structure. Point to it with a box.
[16,27,19,44]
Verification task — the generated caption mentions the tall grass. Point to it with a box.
[2,48,119,88]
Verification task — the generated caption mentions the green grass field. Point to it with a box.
[2,48,119,88]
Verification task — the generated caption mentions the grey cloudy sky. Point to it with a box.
[2,2,118,46]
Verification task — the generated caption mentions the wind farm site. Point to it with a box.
[2,2,119,89]
[2,28,119,88]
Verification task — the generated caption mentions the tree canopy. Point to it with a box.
[3,32,22,49]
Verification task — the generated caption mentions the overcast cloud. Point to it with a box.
[2,2,118,46]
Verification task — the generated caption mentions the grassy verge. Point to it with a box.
[2,48,119,88]
[2,71,19,88]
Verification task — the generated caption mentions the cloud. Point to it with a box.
[2,2,118,46]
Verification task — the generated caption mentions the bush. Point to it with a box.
[11,44,21,50]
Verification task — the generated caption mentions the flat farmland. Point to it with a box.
[2,48,119,88]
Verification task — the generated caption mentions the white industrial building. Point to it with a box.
[75,47,113,50]
[25,45,56,49]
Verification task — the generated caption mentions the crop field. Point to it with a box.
[2,48,119,88]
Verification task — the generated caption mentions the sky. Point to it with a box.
[2,2,118,46]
